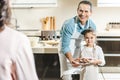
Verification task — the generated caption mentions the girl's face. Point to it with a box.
[84,32,96,47]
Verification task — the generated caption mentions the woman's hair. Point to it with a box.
[0,0,11,27]
[81,28,96,36]
[77,0,92,11]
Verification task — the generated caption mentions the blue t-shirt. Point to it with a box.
[60,16,96,54]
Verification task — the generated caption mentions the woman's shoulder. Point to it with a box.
[6,26,28,40]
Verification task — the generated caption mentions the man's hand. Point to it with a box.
[70,58,80,67]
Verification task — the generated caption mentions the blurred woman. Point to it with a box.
[0,0,38,80]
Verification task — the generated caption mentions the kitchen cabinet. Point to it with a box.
[98,0,120,7]
[97,36,120,73]
[34,54,60,79]
[11,0,57,8]
[91,0,120,7]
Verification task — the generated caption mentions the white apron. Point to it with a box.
[58,23,85,79]
[80,46,99,80]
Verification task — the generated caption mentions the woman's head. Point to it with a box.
[81,29,96,47]
[0,0,11,27]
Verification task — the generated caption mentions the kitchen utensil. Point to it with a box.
[50,16,53,30]
[41,17,49,30]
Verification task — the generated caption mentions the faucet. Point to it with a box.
[54,30,57,40]
[11,18,19,30]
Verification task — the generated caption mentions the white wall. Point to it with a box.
[92,7,120,31]
[11,0,120,31]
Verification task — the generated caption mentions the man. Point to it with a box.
[59,0,96,80]
[0,0,38,80]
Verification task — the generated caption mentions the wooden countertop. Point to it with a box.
[32,40,60,54]
[32,46,59,54]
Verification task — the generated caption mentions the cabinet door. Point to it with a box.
[11,0,57,7]
[98,0,120,7]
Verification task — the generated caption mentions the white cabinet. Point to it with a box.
[98,0,120,7]
[11,0,57,8]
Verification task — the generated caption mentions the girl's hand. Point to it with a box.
[89,59,99,65]
[80,58,91,63]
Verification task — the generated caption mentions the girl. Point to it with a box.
[80,29,105,80]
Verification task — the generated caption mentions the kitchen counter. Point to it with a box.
[31,40,60,54]
[98,73,120,80]
[24,29,120,54]
[32,46,59,54]
[97,29,120,36]
[31,30,120,54]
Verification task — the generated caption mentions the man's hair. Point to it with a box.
[77,0,92,11]
[0,0,11,27]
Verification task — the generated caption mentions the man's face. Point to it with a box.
[77,4,92,25]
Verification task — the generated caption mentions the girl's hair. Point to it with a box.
[81,28,96,36]
[0,0,11,27]
[81,28,97,45]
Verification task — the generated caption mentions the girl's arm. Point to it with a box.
[90,46,106,66]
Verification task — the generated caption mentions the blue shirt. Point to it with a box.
[60,16,96,54]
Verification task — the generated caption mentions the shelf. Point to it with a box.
[11,0,57,8]
[98,0,120,7]
[104,54,120,57]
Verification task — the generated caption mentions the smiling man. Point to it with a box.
[59,0,96,80]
